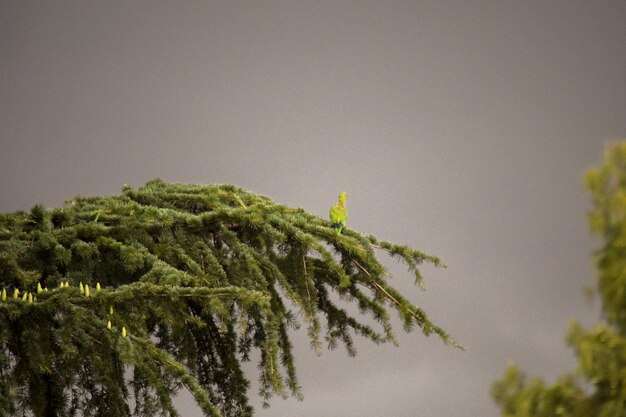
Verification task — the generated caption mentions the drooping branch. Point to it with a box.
[0,179,458,417]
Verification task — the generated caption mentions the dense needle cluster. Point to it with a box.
[0,180,457,417]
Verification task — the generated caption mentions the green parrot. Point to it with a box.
[329,192,348,234]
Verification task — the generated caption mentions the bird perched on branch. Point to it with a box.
[329,192,347,234]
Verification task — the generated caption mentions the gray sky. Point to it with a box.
[1,1,626,416]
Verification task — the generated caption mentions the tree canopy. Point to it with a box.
[492,142,626,417]
[0,179,458,417]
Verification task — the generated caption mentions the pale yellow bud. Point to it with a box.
[22,291,28,301]
[85,285,90,298]
[79,282,84,295]
[37,282,43,294]
[1,288,6,302]
[107,320,112,330]
[28,293,33,303]
[122,326,127,337]
[13,289,19,299]
[109,306,114,315]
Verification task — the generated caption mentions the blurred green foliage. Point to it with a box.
[492,142,626,416]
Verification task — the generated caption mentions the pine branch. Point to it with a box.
[0,179,459,416]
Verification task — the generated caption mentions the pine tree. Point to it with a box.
[491,141,626,417]
[0,179,459,417]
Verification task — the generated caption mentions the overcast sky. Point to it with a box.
[2,1,626,416]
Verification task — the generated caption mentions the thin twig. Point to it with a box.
[302,256,312,306]
[352,258,431,331]
[352,259,401,306]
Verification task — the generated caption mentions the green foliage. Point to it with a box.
[585,143,626,332]
[491,362,588,417]
[492,141,626,417]
[0,180,457,417]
